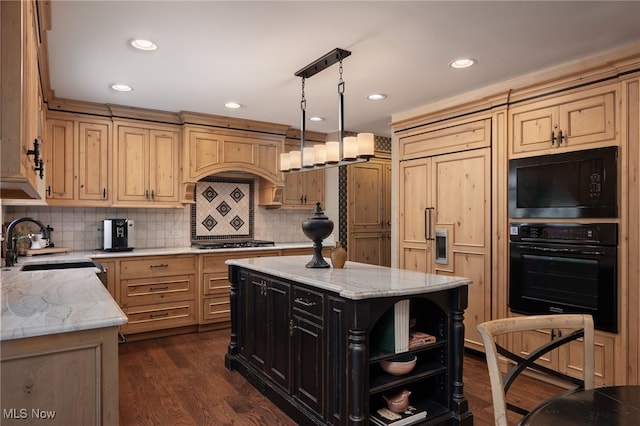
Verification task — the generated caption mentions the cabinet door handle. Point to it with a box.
[145,190,149,200]
[47,186,51,197]
[150,286,169,292]
[149,263,169,268]
[103,188,107,199]
[151,190,155,200]
[425,207,434,240]
[150,312,169,319]
[294,297,316,307]
[289,319,296,337]
[558,130,565,145]
[551,130,557,146]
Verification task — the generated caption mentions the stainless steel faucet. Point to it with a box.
[5,217,49,267]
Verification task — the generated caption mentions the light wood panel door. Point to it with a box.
[44,118,74,201]
[77,120,110,203]
[348,157,391,266]
[399,148,491,351]
[282,140,324,208]
[115,124,180,206]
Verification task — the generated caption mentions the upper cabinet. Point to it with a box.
[184,126,282,183]
[280,129,325,209]
[44,113,112,206]
[509,83,619,157]
[1,0,44,199]
[114,121,182,208]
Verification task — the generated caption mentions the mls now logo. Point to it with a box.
[3,408,56,419]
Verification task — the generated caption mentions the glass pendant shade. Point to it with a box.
[357,133,375,158]
[314,144,327,165]
[279,153,290,172]
[343,136,358,160]
[289,150,302,170]
[326,141,340,164]
[303,147,315,168]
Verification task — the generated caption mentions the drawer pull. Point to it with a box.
[150,312,169,318]
[150,286,169,292]
[294,297,316,307]
[150,264,169,268]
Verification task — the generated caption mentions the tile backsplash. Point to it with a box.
[3,203,312,251]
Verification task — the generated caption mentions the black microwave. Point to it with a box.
[509,146,618,218]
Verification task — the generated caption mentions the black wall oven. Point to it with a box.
[509,222,618,332]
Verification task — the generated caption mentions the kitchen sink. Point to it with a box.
[21,260,108,288]
[20,261,99,271]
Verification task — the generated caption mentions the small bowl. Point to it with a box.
[379,354,417,376]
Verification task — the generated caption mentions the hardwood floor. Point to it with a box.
[119,330,562,425]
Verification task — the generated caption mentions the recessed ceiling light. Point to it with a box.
[367,93,387,101]
[224,102,242,109]
[309,116,324,122]
[130,39,158,51]
[111,83,132,92]
[450,58,476,69]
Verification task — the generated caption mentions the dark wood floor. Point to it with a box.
[119,330,562,426]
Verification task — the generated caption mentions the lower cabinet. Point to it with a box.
[0,327,120,426]
[292,285,325,415]
[117,254,197,335]
[510,314,616,386]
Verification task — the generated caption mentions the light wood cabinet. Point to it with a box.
[118,255,197,335]
[0,0,43,199]
[281,136,325,209]
[510,316,616,386]
[347,156,391,266]
[44,114,111,205]
[0,327,120,426]
[509,83,619,157]
[398,120,491,352]
[115,122,181,207]
[183,125,283,183]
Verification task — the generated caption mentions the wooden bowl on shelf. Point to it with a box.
[379,354,417,376]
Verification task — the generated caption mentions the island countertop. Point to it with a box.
[0,261,127,341]
[226,256,472,300]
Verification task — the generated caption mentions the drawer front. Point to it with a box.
[121,300,196,334]
[121,275,195,307]
[203,273,230,296]
[120,255,196,279]
[293,286,324,320]
[202,295,231,323]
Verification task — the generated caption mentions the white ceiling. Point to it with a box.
[45,1,640,137]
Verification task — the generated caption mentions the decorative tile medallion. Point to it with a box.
[191,177,254,241]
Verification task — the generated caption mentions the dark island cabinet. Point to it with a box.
[242,271,292,391]
[226,259,473,426]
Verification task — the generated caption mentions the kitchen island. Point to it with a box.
[0,263,127,425]
[225,256,473,426]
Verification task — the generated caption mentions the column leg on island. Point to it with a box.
[348,328,367,425]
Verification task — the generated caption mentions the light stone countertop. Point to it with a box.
[226,256,472,300]
[1,261,128,341]
[0,242,315,341]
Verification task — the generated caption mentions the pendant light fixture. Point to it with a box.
[280,48,374,173]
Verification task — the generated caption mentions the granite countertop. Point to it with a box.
[226,256,472,300]
[1,259,128,341]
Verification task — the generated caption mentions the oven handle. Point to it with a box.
[514,244,607,256]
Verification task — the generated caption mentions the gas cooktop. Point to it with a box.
[191,240,275,249]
